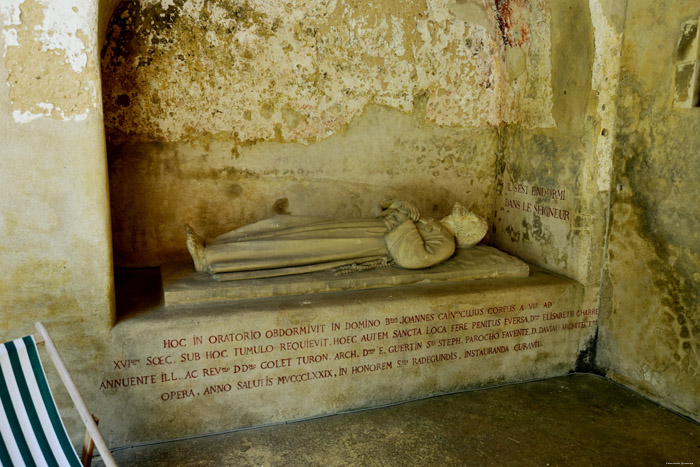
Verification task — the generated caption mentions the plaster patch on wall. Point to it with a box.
[1,0,99,122]
[498,0,555,128]
[589,0,622,192]
[1,1,24,55]
[102,0,554,144]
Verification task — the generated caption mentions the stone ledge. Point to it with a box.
[105,266,593,446]
[161,245,530,306]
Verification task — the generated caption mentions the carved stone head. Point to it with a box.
[439,202,488,248]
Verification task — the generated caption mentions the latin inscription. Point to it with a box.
[101,303,598,401]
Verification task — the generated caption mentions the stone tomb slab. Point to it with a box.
[102,268,596,446]
[162,245,530,306]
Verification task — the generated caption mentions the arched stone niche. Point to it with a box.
[89,1,609,447]
[3,0,618,447]
[100,0,555,269]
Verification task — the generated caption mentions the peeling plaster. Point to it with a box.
[1,0,99,122]
[498,0,555,128]
[102,0,555,144]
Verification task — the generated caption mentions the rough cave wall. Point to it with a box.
[596,0,700,421]
[100,0,555,268]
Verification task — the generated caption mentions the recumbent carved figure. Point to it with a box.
[185,200,488,281]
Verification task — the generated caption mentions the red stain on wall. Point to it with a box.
[494,0,530,47]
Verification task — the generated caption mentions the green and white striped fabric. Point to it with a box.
[0,336,81,467]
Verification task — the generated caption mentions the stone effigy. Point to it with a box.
[185,200,488,281]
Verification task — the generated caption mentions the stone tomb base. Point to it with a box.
[162,245,531,305]
[100,267,598,446]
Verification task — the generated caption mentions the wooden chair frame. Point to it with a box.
[31,322,118,467]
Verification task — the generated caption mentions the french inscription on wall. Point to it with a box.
[493,178,578,279]
[504,182,569,221]
[101,301,597,402]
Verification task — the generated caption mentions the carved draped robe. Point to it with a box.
[200,215,455,281]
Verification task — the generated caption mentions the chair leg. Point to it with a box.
[81,415,99,467]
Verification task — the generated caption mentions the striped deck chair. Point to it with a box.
[0,322,117,466]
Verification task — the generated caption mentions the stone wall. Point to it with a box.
[492,0,623,286]
[0,0,115,435]
[596,0,700,421]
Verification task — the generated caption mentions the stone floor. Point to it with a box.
[95,374,700,466]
